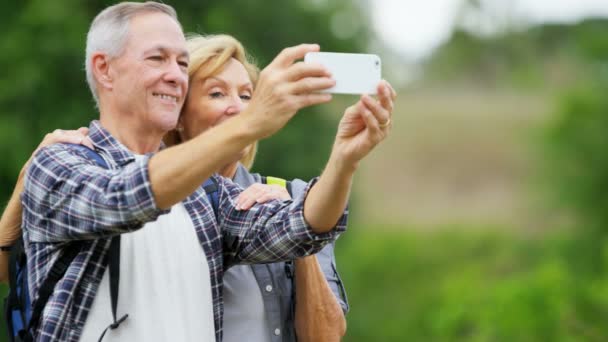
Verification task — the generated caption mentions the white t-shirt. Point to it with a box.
[79,203,215,342]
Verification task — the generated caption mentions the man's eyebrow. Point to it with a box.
[144,46,189,59]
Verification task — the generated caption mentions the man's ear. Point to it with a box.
[91,52,113,91]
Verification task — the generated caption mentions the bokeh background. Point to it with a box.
[2,0,608,341]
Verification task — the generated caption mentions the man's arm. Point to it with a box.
[23,145,166,242]
[149,44,334,209]
[217,176,347,267]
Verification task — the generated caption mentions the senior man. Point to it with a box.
[21,2,394,342]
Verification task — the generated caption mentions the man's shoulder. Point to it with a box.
[26,144,107,184]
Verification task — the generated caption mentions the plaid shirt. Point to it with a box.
[21,120,347,342]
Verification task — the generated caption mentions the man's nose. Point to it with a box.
[164,60,188,87]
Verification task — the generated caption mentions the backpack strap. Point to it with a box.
[5,237,24,340]
[261,176,293,197]
[67,145,130,342]
[23,244,80,341]
[97,237,127,342]
[18,144,110,341]
[203,177,220,217]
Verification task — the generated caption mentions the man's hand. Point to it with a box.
[332,80,396,167]
[243,44,335,139]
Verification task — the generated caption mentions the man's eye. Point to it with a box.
[178,61,189,68]
[148,56,163,61]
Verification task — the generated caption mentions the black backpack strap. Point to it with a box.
[24,244,80,340]
[65,144,128,341]
[5,238,24,340]
[68,145,129,341]
[203,177,220,218]
[97,235,127,342]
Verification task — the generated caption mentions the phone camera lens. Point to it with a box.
[375,60,379,67]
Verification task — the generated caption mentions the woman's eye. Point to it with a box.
[240,94,252,101]
[210,92,224,98]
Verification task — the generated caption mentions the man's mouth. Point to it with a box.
[153,92,179,103]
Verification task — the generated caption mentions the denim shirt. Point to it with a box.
[229,164,349,342]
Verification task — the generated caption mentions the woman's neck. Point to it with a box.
[219,162,239,179]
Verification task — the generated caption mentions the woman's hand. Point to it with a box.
[235,183,291,210]
[33,127,93,155]
[331,80,397,168]
[24,127,93,169]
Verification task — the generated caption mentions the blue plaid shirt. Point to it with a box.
[21,121,347,342]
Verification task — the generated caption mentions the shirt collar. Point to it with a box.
[88,120,162,166]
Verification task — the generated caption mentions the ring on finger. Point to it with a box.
[378,118,391,128]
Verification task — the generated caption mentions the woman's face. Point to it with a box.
[180,57,253,140]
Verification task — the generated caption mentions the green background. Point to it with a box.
[2,1,608,341]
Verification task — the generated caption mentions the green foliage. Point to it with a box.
[3,228,608,341]
[542,74,608,230]
[0,0,371,202]
[337,228,608,342]
[425,19,608,88]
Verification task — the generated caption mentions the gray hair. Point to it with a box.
[85,2,180,106]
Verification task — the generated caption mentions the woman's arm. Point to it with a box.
[0,166,26,283]
[294,255,347,342]
[0,128,91,282]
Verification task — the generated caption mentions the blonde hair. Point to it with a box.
[85,2,179,107]
[165,34,260,170]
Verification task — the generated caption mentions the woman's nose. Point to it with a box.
[225,97,245,115]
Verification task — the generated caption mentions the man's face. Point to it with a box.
[109,12,188,134]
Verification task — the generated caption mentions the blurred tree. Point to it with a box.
[0,0,372,206]
[424,18,608,88]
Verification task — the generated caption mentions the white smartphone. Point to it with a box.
[304,52,381,95]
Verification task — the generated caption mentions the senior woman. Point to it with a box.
[164,34,351,342]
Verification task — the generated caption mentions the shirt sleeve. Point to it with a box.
[22,144,167,243]
[216,175,348,267]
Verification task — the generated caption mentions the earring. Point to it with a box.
[176,125,184,132]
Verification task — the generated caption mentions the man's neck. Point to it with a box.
[99,111,164,155]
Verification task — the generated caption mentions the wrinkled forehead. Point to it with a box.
[123,11,188,57]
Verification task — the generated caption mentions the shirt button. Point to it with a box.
[265,285,273,292]
[274,328,281,336]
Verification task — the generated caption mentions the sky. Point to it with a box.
[372,0,608,60]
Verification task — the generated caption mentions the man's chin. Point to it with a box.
[151,111,181,132]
